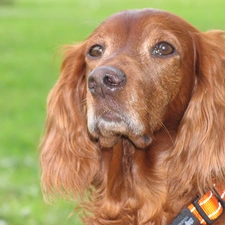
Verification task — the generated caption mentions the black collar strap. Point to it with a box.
[170,186,225,225]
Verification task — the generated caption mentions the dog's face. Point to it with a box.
[85,9,197,148]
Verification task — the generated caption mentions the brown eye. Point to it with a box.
[88,45,104,58]
[152,42,175,56]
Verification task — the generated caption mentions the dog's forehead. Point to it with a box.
[86,9,198,57]
[105,9,171,22]
[90,9,198,40]
[87,9,198,49]
[100,9,185,31]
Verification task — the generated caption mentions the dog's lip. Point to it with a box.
[101,110,122,122]
[88,108,152,148]
[129,134,152,148]
[97,133,152,149]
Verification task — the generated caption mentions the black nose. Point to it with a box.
[88,66,126,97]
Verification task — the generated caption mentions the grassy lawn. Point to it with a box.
[0,0,224,224]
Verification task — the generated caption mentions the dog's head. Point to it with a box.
[85,9,198,148]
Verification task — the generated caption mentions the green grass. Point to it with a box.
[0,0,224,224]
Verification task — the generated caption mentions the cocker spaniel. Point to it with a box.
[40,9,225,225]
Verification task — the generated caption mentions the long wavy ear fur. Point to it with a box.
[169,31,225,197]
[40,43,99,200]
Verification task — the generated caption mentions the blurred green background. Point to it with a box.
[0,0,224,224]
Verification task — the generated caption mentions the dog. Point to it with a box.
[40,9,225,225]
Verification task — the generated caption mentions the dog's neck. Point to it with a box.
[106,139,136,201]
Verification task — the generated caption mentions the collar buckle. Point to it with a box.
[193,196,216,225]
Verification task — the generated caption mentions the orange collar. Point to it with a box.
[170,185,225,225]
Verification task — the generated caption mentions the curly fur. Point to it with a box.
[40,9,225,225]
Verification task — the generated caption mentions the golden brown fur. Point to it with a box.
[40,9,225,224]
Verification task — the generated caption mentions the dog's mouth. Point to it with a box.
[88,109,152,148]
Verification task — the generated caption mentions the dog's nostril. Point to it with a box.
[104,74,114,86]
[103,73,126,87]
[88,77,96,90]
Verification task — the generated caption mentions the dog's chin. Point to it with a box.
[98,135,121,148]
[89,119,152,149]
[97,134,152,149]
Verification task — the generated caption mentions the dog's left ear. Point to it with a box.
[40,43,99,201]
[169,30,225,196]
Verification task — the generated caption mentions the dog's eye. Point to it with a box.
[88,45,104,58]
[152,42,175,56]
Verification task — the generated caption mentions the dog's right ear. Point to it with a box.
[40,43,99,200]
[169,31,225,197]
